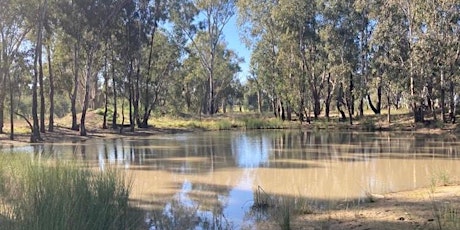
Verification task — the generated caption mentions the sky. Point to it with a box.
[222,16,251,83]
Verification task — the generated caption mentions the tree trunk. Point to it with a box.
[426,73,437,121]
[286,102,292,121]
[273,98,278,118]
[31,0,46,142]
[280,101,286,121]
[450,79,455,123]
[47,44,54,132]
[313,91,321,119]
[257,90,262,113]
[111,49,117,129]
[222,98,227,113]
[337,82,346,121]
[346,73,354,125]
[0,89,4,134]
[325,73,333,120]
[71,41,80,131]
[139,1,161,128]
[39,35,46,133]
[440,69,446,122]
[0,34,6,134]
[387,94,391,123]
[299,94,305,123]
[367,92,381,115]
[207,73,215,115]
[128,61,135,132]
[134,61,141,127]
[31,46,40,141]
[80,49,94,136]
[337,103,346,122]
[102,53,108,129]
[8,71,13,140]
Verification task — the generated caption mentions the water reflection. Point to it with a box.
[4,130,460,228]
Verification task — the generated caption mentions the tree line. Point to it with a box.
[0,0,459,142]
[239,0,460,124]
[0,0,241,142]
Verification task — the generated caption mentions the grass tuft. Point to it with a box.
[241,117,286,129]
[0,154,137,230]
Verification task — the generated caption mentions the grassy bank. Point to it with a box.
[2,109,459,145]
[149,114,297,131]
[0,154,139,230]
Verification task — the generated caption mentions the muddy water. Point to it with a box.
[7,130,460,228]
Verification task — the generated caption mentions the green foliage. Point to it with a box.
[0,154,137,230]
[54,96,71,118]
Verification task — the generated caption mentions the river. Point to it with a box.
[4,130,460,229]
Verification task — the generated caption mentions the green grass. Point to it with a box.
[150,115,292,131]
[0,154,138,230]
[241,117,287,129]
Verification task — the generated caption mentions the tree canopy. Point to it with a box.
[0,0,459,142]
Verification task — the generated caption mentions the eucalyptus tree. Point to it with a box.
[209,45,241,113]
[107,0,177,129]
[274,0,324,120]
[7,51,33,140]
[368,0,410,122]
[389,0,425,122]
[172,0,236,115]
[56,0,84,131]
[353,0,377,116]
[138,30,180,126]
[419,0,460,123]
[237,0,287,119]
[26,0,48,142]
[181,32,240,114]
[250,38,283,118]
[138,0,173,127]
[0,0,31,134]
[319,0,360,124]
[81,0,132,136]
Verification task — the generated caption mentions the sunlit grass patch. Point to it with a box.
[151,115,242,131]
[240,117,287,129]
[0,154,138,230]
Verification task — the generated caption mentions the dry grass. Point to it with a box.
[2,109,458,145]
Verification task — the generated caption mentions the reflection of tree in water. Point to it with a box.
[115,134,238,174]
[267,131,460,164]
[146,181,235,230]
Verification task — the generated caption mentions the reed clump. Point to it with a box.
[0,154,137,230]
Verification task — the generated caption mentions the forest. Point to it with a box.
[0,0,459,142]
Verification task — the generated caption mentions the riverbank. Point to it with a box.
[280,184,460,230]
[1,111,459,146]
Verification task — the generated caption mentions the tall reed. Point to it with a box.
[0,154,137,230]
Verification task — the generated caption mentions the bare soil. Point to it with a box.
[282,185,460,230]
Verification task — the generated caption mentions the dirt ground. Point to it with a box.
[278,185,460,230]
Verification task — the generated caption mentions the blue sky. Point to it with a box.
[222,16,251,83]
